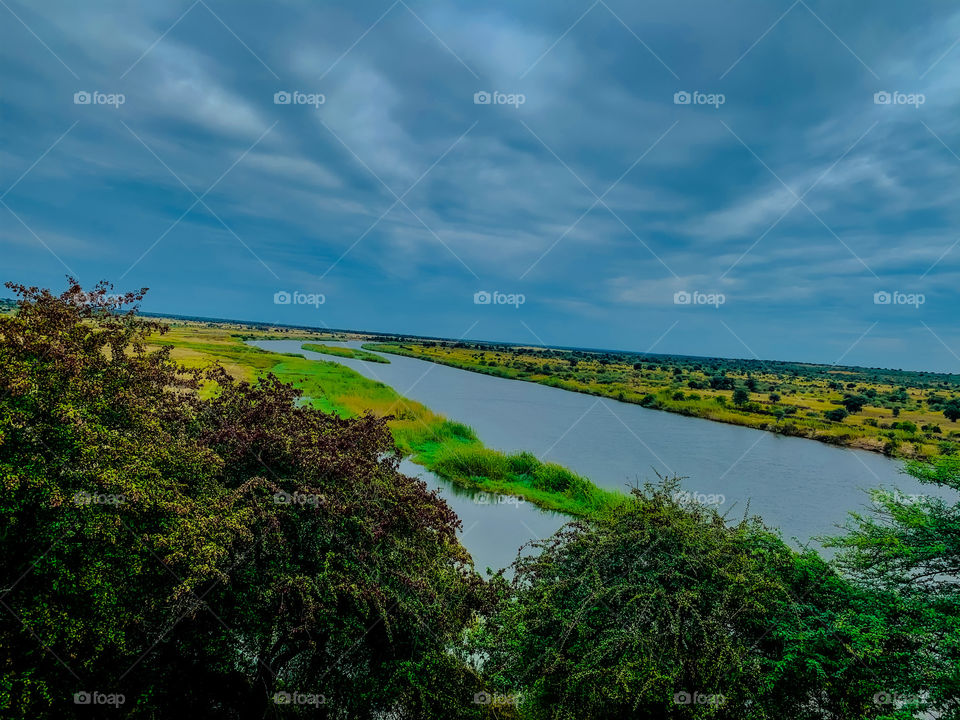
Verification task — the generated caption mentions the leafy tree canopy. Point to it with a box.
[0,280,486,719]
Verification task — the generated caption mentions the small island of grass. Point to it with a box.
[302,342,390,363]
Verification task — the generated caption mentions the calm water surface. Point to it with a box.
[250,339,946,569]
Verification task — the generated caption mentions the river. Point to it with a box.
[249,339,945,572]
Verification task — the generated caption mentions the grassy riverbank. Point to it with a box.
[150,323,622,516]
[302,342,390,363]
[365,341,960,460]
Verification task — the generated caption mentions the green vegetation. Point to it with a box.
[826,456,960,711]
[0,281,485,718]
[3,281,958,718]
[147,315,617,517]
[428,445,620,516]
[366,340,960,459]
[473,476,949,718]
[301,342,390,363]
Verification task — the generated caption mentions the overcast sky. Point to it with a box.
[2,0,960,371]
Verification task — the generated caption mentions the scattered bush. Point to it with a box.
[824,408,849,422]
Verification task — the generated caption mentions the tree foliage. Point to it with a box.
[473,479,920,719]
[0,280,486,718]
[827,456,960,717]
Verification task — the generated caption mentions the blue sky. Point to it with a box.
[2,0,959,372]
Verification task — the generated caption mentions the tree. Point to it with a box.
[841,395,868,414]
[769,392,781,403]
[733,387,750,407]
[944,399,960,422]
[824,408,849,422]
[826,456,960,716]
[709,375,735,390]
[0,280,486,718]
[474,480,915,719]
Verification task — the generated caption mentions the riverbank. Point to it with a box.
[150,324,623,517]
[364,341,960,460]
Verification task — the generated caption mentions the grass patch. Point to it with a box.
[429,444,624,516]
[148,324,622,517]
[302,343,390,363]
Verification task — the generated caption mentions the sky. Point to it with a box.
[2,0,960,372]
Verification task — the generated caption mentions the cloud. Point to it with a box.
[3,0,960,370]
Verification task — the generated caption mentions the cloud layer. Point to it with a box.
[2,0,959,371]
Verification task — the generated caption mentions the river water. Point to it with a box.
[249,340,946,572]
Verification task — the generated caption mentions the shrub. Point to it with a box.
[0,280,484,718]
[432,444,509,480]
[824,408,849,422]
[476,480,913,719]
[507,451,539,476]
[532,462,586,493]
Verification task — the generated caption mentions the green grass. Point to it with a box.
[302,342,390,363]
[151,325,622,517]
[427,444,623,516]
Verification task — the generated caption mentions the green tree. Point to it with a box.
[943,399,960,422]
[474,480,914,719]
[0,280,486,719]
[841,395,868,414]
[824,408,849,422]
[732,387,750,407]
[826,456,960,717]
